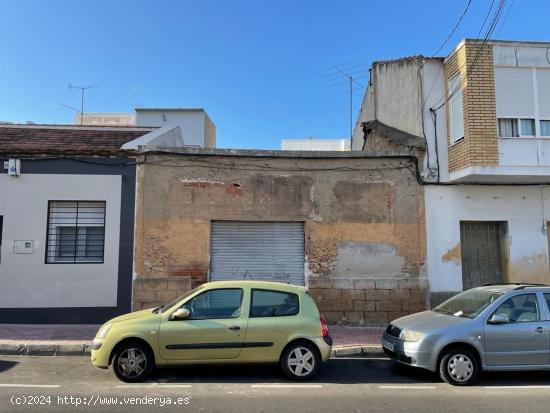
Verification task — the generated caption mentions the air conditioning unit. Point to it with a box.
[7,159,20,176]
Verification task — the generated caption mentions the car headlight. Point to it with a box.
[95,324,112,339]
[400,330,424,342]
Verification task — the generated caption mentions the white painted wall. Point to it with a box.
[0,174,121,308]
[281,138,350,151]
[135,109,216,148]
[350,58,448,181]
[425,185,550,294]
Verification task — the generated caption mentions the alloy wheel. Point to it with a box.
[117,347,148,379]
[287,347,315,377]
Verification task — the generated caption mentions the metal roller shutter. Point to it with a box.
[210,221,305,285]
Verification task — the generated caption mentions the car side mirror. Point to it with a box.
[171,307,190,320]
[489,314,509,324]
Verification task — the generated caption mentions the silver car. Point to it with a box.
[382,284,550,385]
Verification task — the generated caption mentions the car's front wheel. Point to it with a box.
[439,348,479,386]
[280,342,320,381]
[112,342,154,383]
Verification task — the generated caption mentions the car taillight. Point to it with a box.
[320,315,329,337]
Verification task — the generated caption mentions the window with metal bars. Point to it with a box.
[45,201,106,264]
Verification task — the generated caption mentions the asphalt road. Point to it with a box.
[1,355,550,412]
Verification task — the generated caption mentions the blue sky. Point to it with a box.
[0,0,548,149]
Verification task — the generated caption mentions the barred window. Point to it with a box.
[46,201,106,264]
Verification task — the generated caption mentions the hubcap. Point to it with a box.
[447,354,473,383]
[288,347,315,377]
[117,348,147,378]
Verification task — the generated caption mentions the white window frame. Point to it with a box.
[448,75,464,144]
[497,117,536,138]
[495,67,550,139]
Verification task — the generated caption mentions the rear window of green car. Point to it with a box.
[250,289,299,318]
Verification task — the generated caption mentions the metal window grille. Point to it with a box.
[45,201,106,264]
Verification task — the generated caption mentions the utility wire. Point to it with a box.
[431,0,474,58]
[431,0,508,112]
[494,0,515,39]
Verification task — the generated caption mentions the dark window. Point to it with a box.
[183,288,243,320]
[46,201,106,264]
[492,294,540,323]
[250,289,299,317]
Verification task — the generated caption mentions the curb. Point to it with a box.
[0,343,91,356]
[331,345,384,358]
[1,343,383,357]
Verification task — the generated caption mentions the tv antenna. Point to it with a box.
[331,66,365,140]
[319,62,367,140]
[68,83,100,125]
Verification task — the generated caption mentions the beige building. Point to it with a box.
[132,148,427,326]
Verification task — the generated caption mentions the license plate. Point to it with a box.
[382,339,394,352]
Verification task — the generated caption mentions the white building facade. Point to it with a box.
[352,40,550,305]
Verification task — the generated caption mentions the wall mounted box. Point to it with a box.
[13,240,34,254]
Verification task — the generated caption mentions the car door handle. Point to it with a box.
[228,326,240,331]
[535,326,547,333]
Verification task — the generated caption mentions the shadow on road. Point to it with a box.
[148,357,550,387]
[151,357,438,384]
[0,359,19,373]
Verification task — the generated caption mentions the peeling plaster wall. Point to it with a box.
[134,151,427,325]
[425,185,550,305]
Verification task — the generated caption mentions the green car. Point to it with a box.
[91,280,332,382]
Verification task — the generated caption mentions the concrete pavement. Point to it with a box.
[0,324,385,356]
[2,355,550,412]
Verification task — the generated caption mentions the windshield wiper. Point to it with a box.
[433,308,454,315]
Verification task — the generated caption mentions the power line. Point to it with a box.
[431,0,508,112]
[431,0,473,58]
[494,0,515,39]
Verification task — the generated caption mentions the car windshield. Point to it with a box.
[157,286,202,313]
[433,289,504,319]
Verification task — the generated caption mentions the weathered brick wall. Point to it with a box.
[446,41,498,172]
[133,150,428,325]
[133,278,192,310]
[309,278,427,325]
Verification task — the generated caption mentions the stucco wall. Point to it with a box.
[133,150,427,325]
[135,110,208,147]
[0,174,122,308]
[425,185,550,304]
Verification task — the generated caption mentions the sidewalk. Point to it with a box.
[0,324,384,357]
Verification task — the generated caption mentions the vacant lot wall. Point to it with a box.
[134,150,427,325]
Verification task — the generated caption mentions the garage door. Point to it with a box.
[210,221,305,285]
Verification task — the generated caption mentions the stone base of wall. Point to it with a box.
[308,277,428,326]
[132,277,193,311]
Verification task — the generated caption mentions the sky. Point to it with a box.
[0,0,548,149]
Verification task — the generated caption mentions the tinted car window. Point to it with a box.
[250,289,299,317]
[545,294,550,316]
[492,293,539,323]
[184,288,243,319]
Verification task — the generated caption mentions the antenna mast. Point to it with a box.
[68,83,100,125]
[331,66,364,140]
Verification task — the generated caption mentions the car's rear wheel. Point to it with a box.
[280,342,320,381]
[112,342,154,383]
[439,348,479,386]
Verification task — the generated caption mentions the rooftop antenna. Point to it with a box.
[331,66,365,140]
[68,83,100,125]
